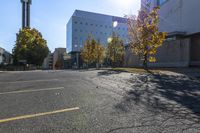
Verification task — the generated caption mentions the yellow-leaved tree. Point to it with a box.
[13,28,49,66]
[127,7,167,68]
[107,33,125,67]
[80,35,105,68]
[95,41,105,68]
[80,35,94,67]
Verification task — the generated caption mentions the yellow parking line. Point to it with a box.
[0,87,65,95]
[0,79,59,84]
[0,107,80,123]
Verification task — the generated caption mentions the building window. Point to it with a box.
[100,25,103,27]
[80,22,83,24]
[158,0,168,6]
[91,24,93,26]
[74,21,78,24]
[96,24,98,27]
[85,22,88,25]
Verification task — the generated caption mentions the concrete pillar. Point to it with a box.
[21,0,31,28]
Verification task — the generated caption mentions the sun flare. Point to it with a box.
[110,0,134,9]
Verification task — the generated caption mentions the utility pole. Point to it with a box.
[21,0,32,28]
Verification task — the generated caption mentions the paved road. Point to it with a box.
[0,70,200,133]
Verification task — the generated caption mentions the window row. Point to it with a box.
[74,21,127,30]
[73,34,127,41]
[74,29,127,34]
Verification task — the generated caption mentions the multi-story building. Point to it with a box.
[0,47,12,65]
[142,0,200,35]
[125,0,200,67]
[53,48,66,70]
[67,10,128,67]
[43,48,67,70]
[42,52,53,70]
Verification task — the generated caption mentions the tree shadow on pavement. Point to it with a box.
[97,70,126,76]
[112,73,200,132]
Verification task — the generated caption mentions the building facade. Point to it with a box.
[42,52,53,70]
[0,47,12,65]
[67,10,128,67]
[125,0,200,67]
[141,0,200,35]
[53,48,66,70]
[43,48,68,70]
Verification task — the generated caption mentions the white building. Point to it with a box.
[0,47,12,65]
[142,0,200,35]
[67,10,128,67]
[125,0,200,67]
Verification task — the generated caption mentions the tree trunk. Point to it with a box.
[143,53,148,69]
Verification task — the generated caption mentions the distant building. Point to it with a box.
[53,48,66,70]
[67,10,128,67]
[42,52,53,70]
[43,48,67,70]
[0,47,12,65]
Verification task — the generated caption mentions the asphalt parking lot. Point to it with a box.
[0,70,200,133]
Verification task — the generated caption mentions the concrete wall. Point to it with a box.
[124,37,191,67]
[150,38,190,67]
[159,0,200,34]
[190,34,200,66]
[124,47,141,67]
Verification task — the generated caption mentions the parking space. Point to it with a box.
[1,70,200,133]
[0,71,81,129]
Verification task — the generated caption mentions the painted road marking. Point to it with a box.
[0,87,65,95]
[0,107,80,123]
[0,79,59,84]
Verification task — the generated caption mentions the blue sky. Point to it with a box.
[0,0,140,53]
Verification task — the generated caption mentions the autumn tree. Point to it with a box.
[80,35,96,67]
[95,41,105,68]
[107,33,125,67]
[127,7,167,68]
[13,28,49,66]
[81,35,105,68]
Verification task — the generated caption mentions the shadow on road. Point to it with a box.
[97,70,127,76]
[115,73,200,121]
